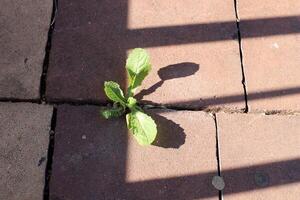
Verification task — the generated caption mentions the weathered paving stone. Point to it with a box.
[238,0,300,111]
[0,103,53,200]
[0,0,53,99]
[217,113,300,199]
[50,105,219,199]
[46,0,245,111]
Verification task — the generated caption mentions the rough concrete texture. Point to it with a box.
[50,105,219,199]
[46,0,245,111]
[0,0,52,99]
[0,103,53,200]
[217,112,300,199]
[238,0,300,111]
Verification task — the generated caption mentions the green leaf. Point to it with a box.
[104,81,126,106]
[127,97,137,109]
[126,110,157,146]
[100,104,125,119]
[126,48,151,95]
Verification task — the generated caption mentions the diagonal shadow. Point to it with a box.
[124,158,300,199]
[157,86,300,109]
[127,16,300,48]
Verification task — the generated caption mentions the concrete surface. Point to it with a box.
[0,103,53,200]
[217,112,300,199]
[238,0,300,111]
[0,0,52,99]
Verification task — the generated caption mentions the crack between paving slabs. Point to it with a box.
[43,107,57,200]
[234,0,249,113]
[0,98,300,115]
[39,0,58,103]
[212,113,223,200]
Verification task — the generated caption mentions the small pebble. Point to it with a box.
[212,176,225,190]
[212,175,225,190]
[82,135,87,140]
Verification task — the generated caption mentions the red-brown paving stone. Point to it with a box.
[238,0,300,111]
[46,0,245,111]
[0,103,52,200]
[50,105,219,199]
[129,0,245,110]
[0,0,52,99]
[217,112,300,199]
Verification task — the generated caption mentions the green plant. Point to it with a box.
[101,48,157,146]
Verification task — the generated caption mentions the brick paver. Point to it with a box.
[46,0,245,111]
[50,105,218,199]
[238,0,300,111]
[0,0,52,99]
[217,112,300,199]
[0,103,53,200]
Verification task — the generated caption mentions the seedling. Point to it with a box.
[101,48,157,146]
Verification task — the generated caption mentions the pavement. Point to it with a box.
[0,0,299,199]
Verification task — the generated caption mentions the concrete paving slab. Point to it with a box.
[0,0,52,99]
[46,0,245,111]
[50,105,218,199]
[45,0,128,103]
[217,112,300,199]
[238,0,300,111]
[129,0,245,110]
[0,103,53,200]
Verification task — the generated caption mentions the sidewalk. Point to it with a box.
[0,0,299,199]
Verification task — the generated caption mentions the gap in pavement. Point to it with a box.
[0,98,300,115]
[213,113,223,200]
[39,0,58,103]
[234,0,249,113]
[43,107,57,200]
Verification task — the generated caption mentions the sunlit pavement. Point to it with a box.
[0,0,299,199]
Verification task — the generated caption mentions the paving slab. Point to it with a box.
[0,103,53,200]
[46,0,245,111]
[45,0,128,103]
[130,0,244,110]
[238,0,300,111]
[217,112,300,199]
[0,0,52,99]
[50,105,218,199]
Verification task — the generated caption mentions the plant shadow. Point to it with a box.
[136,62,200,99]
[147,110,186,149]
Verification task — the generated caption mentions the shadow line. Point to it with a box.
[141,86,300,110]
[127,16,300,48]
[125,158,300,199]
